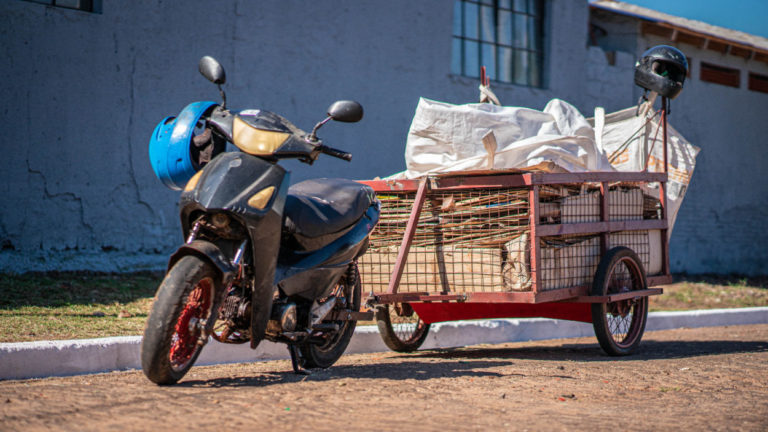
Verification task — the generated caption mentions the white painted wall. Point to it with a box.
[3,1,764,275]
[590,10,768,275]
[0,0,590,272]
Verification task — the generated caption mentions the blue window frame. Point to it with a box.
[19,0,101,13]
[452,0,544,87]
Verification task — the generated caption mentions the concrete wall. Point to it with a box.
[651,38,768,274]
[590,11,768,275]
[3,1,765,275]
[0,0,590,272]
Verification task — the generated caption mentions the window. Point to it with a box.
[452,0,545,87]
[20,0,101,13]
[748,72,768,94]
[699,62,740,88]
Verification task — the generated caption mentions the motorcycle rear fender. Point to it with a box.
[167,240,236,287]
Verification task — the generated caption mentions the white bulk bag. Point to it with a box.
[593,106,699,231]
[401,98,613,178]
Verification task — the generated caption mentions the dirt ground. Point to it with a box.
[2,324,767,431]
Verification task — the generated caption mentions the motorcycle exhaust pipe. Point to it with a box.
[280,303,297,332]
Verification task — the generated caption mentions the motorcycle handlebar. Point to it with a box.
[318,144,352,162]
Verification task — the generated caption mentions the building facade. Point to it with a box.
[589,1,768,274]
[0,0,766,274]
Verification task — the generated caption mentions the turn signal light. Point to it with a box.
[247,186,275,209]
[184,170,203,192]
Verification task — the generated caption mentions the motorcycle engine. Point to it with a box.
[221,289,251,327]
[212,285,251,343]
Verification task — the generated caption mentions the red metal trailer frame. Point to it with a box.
[359,99,674,333]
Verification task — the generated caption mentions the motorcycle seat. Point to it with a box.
[284,178,375,251]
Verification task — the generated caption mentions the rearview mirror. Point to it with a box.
[198,56,226,85]
[327,100,363,123]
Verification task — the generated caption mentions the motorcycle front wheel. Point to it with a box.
[299,263,361,369]
[141,256,221,385]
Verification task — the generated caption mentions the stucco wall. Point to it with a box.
[0,0,590,272]
[3,1,765,275]
[589,12,768,275]
[649,38,768,274]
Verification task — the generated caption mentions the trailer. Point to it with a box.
[359,99,678,356]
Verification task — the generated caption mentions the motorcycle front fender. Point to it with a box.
[176,152,290,350]
[167,240,237,287]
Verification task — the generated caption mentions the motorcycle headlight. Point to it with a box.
[211,213,230,229]
[233,116,290,156]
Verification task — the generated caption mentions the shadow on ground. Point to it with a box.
[410,339,768,362]
[176,339,768,388]
[177,359,509,388]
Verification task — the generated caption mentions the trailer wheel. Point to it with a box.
[376,304,430,353]
[591,247,649,356]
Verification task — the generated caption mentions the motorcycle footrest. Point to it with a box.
[310,323,340,332]
[326,310,374,321]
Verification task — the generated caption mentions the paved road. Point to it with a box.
[2,324,767,431]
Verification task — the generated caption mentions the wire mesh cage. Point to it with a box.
[358,176,666,296]
[359,187,530,294]
[538,183,661,224]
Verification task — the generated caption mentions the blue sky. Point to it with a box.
[601,0,768,39]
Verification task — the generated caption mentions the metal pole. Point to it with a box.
[387,177,429,294]
[529,185,541,295]
[662,97,669,174]
[660,96,670,275]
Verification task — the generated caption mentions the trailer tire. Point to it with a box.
[591,246,649,356]
[376,304,430,353]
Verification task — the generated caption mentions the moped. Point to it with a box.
[143,56,379,385]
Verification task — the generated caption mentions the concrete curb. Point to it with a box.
[2,307,767,381]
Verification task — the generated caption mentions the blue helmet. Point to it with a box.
[149,101,219,190]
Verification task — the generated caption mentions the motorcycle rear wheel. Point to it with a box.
[299,264,361,369]
[141,256,221,385]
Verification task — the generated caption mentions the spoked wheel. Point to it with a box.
[299,263,362,369]
[141,256,221,385]
[376,303,430,353]
[591,246,649,356]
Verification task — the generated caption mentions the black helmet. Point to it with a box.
[634,45,688,99]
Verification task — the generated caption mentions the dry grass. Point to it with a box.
[0,272,766,343]
[0,272,161,343]
[651,274,768,311]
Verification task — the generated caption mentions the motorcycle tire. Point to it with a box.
[299,264,361,369]
[141,256,221,385]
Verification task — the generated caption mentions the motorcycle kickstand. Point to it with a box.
[288,344,310,375]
